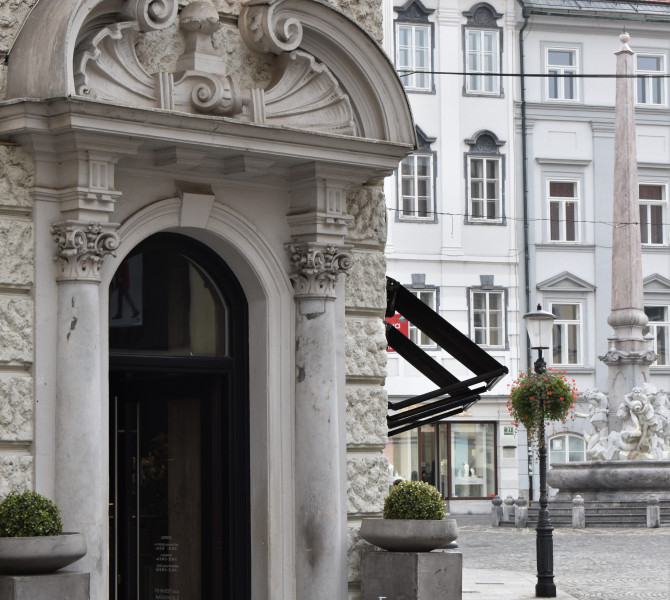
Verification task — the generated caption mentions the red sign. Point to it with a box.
[385,314,408,352]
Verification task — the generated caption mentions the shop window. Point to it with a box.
[545,47,578,102]
[636,53,665,106]
[644,305,669,366]
[549,434,585,465]
[384,422,497,499]
[639,184,666,245]
[550,303,582,366]
[548,180,579,243]
[449,423,495,498]
[462,4,503,96]
[470,290,505,347]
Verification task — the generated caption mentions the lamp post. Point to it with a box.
[523,304,557,598]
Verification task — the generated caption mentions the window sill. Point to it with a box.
[466,219,506,226]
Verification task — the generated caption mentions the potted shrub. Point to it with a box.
[0,490,86,574]
[359,480,458,552]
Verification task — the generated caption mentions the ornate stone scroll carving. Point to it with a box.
[286,243,352,299]
[71,0,356,135]
[239,0,303,55]
[122,0,179,32]
[51,222,120,281]
[74,2,243,117]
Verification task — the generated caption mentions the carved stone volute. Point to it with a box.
[286,243,352,299]
[121,0,179,32]
[239,0,303,55]
[51,221,120,282]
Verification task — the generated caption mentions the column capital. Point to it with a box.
[51,221,120,282]
[286,242,352,299]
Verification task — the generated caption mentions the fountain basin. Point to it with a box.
[548,460,670,501]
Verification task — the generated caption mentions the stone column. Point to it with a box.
[600,34,655,430]
[51,221,119,600]
[287,242,352,600]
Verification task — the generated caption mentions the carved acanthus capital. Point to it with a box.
[51,221,120,282]
[286,243,352,299]
[239,0,303,55]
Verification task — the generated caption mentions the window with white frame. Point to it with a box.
[545,48,578,101]
[465,29,500,94]
[551,303,582,365]
[396,23,432,92]
[471,290,505,347]
[468,156,501,221]
[644,305,669,366]
[549,434,585,465]
[639,184,666,245]
[399,152,434,220]
[409,288,437,347]
[636,54,665,106]
[548,180,579,242]
[462,3,502,96]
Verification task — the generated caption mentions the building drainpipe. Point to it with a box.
[518,3,532,501]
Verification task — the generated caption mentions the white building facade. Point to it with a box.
[382,0,670,509]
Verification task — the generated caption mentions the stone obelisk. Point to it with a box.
[599,32,655,433]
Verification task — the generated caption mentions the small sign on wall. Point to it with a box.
[501,424,517,446]
[385,313,408,352]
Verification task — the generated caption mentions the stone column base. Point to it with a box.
[361,551,462,600]
[0,572,89,600]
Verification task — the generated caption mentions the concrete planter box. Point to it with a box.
[359,518,458,552]
[0,534,86,575]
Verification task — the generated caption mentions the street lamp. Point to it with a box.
[523,304,557,598]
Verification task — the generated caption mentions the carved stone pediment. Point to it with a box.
[71,0,356,135]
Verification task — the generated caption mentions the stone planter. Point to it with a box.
[359,518,458,552]
[0,533,86,574]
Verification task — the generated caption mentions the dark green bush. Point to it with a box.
[383,480,446,520]
[0,491,63,537]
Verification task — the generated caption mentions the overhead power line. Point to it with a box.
[398,69,670,78]
[386,206,648,228]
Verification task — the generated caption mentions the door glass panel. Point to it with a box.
[110,250,229,357]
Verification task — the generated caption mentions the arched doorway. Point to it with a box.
[108,233,250,600]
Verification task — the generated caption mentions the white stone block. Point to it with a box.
[0,219,33,285]
[0,297,33,363]
[347,455,388,514]
[0,376,33,441]
[346,385,387,446]
[346,318,387,378]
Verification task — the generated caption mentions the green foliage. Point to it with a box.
[508,368,578,446]
[0,491,63,537]
[383,480,446,520]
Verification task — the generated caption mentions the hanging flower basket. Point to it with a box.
[507,368,578,446]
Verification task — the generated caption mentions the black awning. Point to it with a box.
[385,277,508,436]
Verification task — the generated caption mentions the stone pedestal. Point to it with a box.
[0,572,89,600]
[360,551,462,600]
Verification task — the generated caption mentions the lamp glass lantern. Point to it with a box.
[523,305,556,350]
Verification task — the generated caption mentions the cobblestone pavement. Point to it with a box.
[456,515,670,600]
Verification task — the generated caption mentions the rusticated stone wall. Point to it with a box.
[344,180,388,599]
[0,143,35,499]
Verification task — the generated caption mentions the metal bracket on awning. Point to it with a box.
[385,277,508,436]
